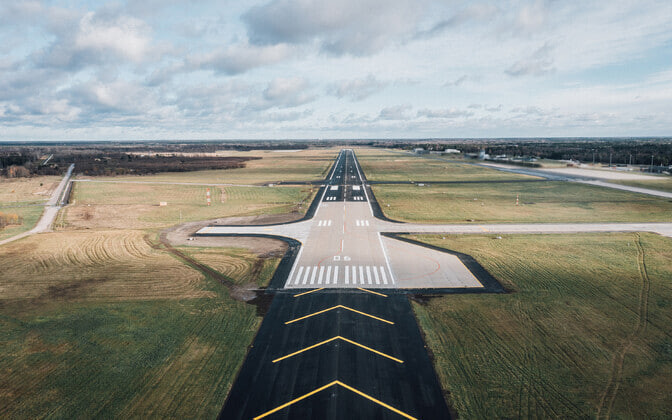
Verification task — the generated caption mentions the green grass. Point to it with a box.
[409,233,672,419]
[0,205,44,240]
[0,236,276,418]
[611,178,672,193]
[355,149,538,182]
[373,181,672,223]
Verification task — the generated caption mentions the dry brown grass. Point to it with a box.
[0,230,212,302]
[0,176,61,203]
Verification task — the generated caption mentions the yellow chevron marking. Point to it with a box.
[293,288,325,297]
[272,336,403,364]
[285,305,393,325]
[253,380,417,420]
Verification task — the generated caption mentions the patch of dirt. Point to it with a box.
[163,216,290,255]
[66,204,162,229]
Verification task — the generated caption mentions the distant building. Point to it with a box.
[477,149,489,160]
[414,148,427,154]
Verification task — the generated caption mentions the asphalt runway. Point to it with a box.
[218,290,450,420]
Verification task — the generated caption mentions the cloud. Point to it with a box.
[243,0,422,55]
[415,4,499,39]
[505,42,555,77]
[378,104,412,120]
[245,77,316,111]
[417,108,473,118]
[331,75,387,101]
[30,9,154,70]
[189,42,293,75]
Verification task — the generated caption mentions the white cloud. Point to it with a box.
[190,42,293,75]
[75,12,151,62]
[332,75,387,101]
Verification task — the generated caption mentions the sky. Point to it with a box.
[1,0,671,141]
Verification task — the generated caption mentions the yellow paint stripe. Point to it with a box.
[479,225,489,232]
[357,287,388,297]
[253,380,417,420]
[272,336,403,364]
[335,381,418,420]
[253,380,338,420]
[338,336,403,363]
[272,337,339,363]
[285,305,394,325]
[293,288,324,297]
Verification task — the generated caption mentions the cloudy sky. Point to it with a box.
[1,0,671,140]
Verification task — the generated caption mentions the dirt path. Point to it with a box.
[596,233,650,419]
[0,164,74,247]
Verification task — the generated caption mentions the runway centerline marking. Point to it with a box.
[272,335,403,364]
[285,305,394,325]
[293,288,324,297]
[253,380,417,420]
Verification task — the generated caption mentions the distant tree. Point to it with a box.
[7,165,30,178]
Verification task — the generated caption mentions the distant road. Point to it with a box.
[391,150,672,199]
[0,163,74,246]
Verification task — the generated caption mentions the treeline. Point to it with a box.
[1,148,261,177]
[0,212,22,229]
[69,154,259,176]
[397,139,672,166]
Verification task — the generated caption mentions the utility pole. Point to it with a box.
[651,154,654,172]
[629,154,632,166]
[609,153,612,168]
[592,150,595,165]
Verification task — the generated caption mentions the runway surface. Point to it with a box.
[219,290,450,420]
[204,149,672,419]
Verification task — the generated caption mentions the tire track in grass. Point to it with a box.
[596,233,650,420]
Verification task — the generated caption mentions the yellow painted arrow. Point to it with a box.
[253,380,417,420]
[272,335,403,364]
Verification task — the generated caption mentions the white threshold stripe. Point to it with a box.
[310,266,318,285]
[359,266,365,285]
[345,265,349,284]
[318,266,325,284]
[294,266,304,285]
[352,266,357,284]
[380,266,388,285]
[302,266,311,285]
[325,265,331,285]
[373,266,380,285]
[333,266,338,284]
[366,266,372,285]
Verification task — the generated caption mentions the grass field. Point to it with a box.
[0,176,62,240]
[611,178,672,193]
[82,148,338,184]
[0,205,44,241]
[409,233,672,419]
[355,148,538,182]
[0,230,276,418]
[64,182,317,229]
[181,246,281,288]
[0,176,61,203]
[373,181,672,223]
